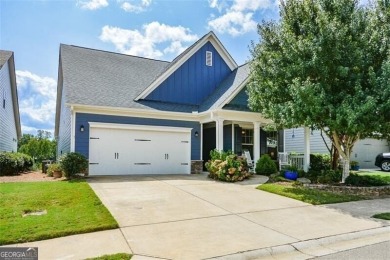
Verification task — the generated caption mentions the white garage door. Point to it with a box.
[88,123,191,175]
[351,138,389,169]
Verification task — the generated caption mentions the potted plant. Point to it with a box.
[47,163,63,178]
[284,165,298,180]
[350,161,360,171]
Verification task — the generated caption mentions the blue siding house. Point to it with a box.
[55,32,271,175]
[0,50,21,152]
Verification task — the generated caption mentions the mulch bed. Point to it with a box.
[0,171,65,183]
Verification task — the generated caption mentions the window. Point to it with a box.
[241,129,253,145]
[206,51,212,66]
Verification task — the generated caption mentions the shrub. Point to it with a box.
[60,152,88,179]
[307,169,342,184]
[0,152,33,176]
[310,154,331,171]
[255,154,277,176]
[345,174,390,187]
[47,163,62,177]
[205,150,251,182]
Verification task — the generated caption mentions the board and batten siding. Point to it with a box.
[75,113,201,160]
[0,61,18,152]
[145,42,231,105]
[57,87,71,157]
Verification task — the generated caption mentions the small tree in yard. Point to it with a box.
[248,0,390,182]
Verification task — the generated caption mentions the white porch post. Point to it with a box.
[253,122,261,163]
[216,119,224,151]
[231,123,235,153]
[303,127,311,172]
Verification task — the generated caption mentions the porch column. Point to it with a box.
[303,127,311,172]
[253,122,261,163]
[216,118,224,151]
[231,123,235,153]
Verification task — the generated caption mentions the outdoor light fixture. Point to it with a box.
[194,131,199,137]
[80,125,85,132]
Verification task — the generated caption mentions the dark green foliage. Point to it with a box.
[18,132,56,163]
[255,154,277,176]
[205,150,251,182]
[345,173,390,186]
[60,152,88,179]
[372,213,390,220]
[307,169,342,184]
[0,152,33,176]
[310,154,331,171]
[248,0,390,182]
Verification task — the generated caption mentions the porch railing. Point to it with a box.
[289,154,305,170]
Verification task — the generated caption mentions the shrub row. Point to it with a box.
[345,173,390,187]
[0,152,33,176]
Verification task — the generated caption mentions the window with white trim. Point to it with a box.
[206,51,212,66]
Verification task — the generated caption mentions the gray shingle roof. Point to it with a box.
[60,43,249,113]
[0,50,13,69]
[199,63,250,112]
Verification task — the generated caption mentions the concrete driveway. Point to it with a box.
[88,174,387,259]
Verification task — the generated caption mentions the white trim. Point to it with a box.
[70,107,75,152]
[206,51,213,66]
[88,122,192,133]
[200,123,203,160]
[219,77,250,108]
[253,122,261,163]
[135,32,238,101]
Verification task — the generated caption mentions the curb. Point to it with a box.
[207,226,390,259]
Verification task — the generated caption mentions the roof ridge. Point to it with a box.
[60,44,170,64]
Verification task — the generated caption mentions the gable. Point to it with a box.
[144,41,232,105]
[223,86,250,111]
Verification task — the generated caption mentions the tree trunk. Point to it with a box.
[332,147,339,170]
[341,154,350,183]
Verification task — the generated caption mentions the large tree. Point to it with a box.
[248,0,390,182]
[19,131,56,163]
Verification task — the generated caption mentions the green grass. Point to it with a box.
[0,180,118,245]
[86,253,132,260]
[357,171,390,180]
[372,212,390,220]
[258,183,366,205]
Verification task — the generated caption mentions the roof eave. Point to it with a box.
[8,53,22,139]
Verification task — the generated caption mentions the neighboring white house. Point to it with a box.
[284,128,389,169]
[0,50,21,152]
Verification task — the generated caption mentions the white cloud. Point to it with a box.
[208,0,274,36]
[120,0,152,13]
[99,22,198,59]
[77,0,109,10]
[16,71,56,134]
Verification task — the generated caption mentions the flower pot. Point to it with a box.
[53,170,63,178]
[351,165,360,171]
[285,171,298,180]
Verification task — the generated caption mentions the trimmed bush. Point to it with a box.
[205,150,251,182]
[345,173,390,187]
[60,152,88,179]
[310,154,331,171]
[255,154,277,176]
[0,152,33,176]
[307,169,342,184]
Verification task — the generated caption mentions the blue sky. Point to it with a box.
[0,0,280,136]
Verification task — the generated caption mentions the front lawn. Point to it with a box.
[86,253,132,260]
[372,212,390,220]
[0,180,118,245]
[258,183,366,205]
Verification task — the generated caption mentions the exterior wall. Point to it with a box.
[223,87,250,111]
[0,61,18,152]
[146,42,231,105]
[57,87,71,157]
[285,128,389,168]
[223,124,232,151]
[284,128,331,154]
[75,113,201,160]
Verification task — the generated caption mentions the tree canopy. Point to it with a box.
[18,131,56,163]
[247,0,390,181]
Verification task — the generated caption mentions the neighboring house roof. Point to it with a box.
[0,50,13,69]
[199,63,250,112]
[135,31,238,101]
[0,50,22,139]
